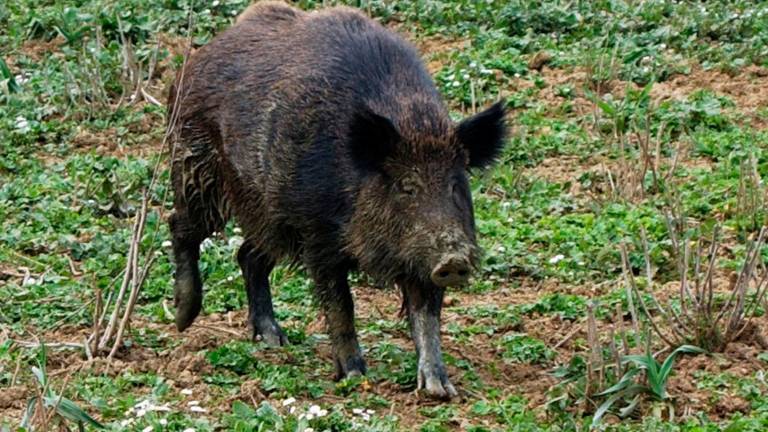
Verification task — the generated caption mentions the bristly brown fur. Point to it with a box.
[166,1,507,395]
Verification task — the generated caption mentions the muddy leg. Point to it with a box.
[401,281,457,400]
[170,211,209,331]
[314,270,366,379]
[237,241,286,346]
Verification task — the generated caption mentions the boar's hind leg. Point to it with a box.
[169,122,227,332]
[237,241,287,346]
[169,211,210,332]
[315,270,366,379]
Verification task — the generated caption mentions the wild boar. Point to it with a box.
[167,1,506,399]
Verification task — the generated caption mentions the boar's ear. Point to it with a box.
[457,100,507,169]
[348,109,400,173]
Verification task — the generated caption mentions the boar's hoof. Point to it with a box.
[174,290,202,332]
[418,368,458,400]
[334,354,367,381]
[252,319,288,346]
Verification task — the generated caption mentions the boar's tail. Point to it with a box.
[235,1,302,26]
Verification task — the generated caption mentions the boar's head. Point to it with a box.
[345,100,507,288]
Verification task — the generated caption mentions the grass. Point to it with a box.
[2,0,768,431]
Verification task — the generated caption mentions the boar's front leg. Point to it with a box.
[314,269,366,379]
[401,281,458,400]
[237,241,287,346]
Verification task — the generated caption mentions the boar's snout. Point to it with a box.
[430,254,471,287]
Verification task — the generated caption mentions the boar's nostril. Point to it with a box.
[431,256,471,288]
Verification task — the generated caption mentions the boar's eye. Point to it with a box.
[400,182,417,197]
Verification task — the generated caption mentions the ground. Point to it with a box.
[2,1,768,431]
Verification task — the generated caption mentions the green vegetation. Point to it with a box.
[2,0,768,430]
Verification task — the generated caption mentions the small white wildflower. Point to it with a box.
[181,388,193,395]
[162,240,172,248]
[282,397,296,406]
[202,9,210,14]
[23,277,37,286]
[469,61,477,68]
[480,68,493,75]
[228,235,243,248]
[549,254,565,264]
[187,400,200,406]
[136,408,147,417]
[182,429,196,432]
[226,275,234,282]
[452,81,461,87]
[233,227,242,234]
[514,73,521,78]
[366,409,375,415]
[289,406,296,414]
[200,238,214,252]
[14,74,28,85]
[190,406,208,413]
[304,428,315,432]
[142,426,153,432]
[352,408,364,415]
[497,246,506,253]
[659,43,667,50]
[159,419,168,426]
[462,73,470,80]
[120,419,135,427]
[308,405,321,415]
[15,116,29,132]
[153,404,171,412]
[212,0,220,6]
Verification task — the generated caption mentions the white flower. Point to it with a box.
[226,276,234,282]
[304,428,315,432]
[162,240,172,248]
[462,73,470,80]
[142,427,154,432]
[282,397,296,406]
[182,429,196,432]
[308,405,328,417]
[452,81,461,87]
[497,246,506,253]
[22,277,37,286]
[228,235,243,248]
[190,406,207,413]
[353,408,364,415]
[233,227,242,234]
[15,116,29,132]
[366,409,375,415]
[480,68,493,75]
[159,419,168,426]
[14,74,28,85]
[212,0,220,6]
[187,400,200,406]
[136,408,147,417]
[181,388,193,395]
[469,61,477,68]
[513,73,521,78]
[549,254,565,264]
[200,238,214,252]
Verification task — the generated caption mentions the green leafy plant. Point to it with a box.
[591,344,706,426]
[21,342,105,431]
